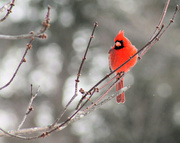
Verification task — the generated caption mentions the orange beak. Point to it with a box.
[115,41,122,47]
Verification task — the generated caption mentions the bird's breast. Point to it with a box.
[109,45,137,74]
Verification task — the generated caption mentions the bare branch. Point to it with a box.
[39,85,130,139]
[0,2,11,14]
[157,5,179,38]
[0,127,49,139]
[0,38,34,90]
[0,6,51,90]
[0,6,50,40]
[0,0,16,23]
[0,33,45,40]
[0,1,178,140]
[75,22,98,95]
[83,86,130,114]
[51,22,98,127]
[17,85,40,130]
[0,85,129,139]
[139,0,170,59]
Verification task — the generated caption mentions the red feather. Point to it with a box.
[109,30,137,103]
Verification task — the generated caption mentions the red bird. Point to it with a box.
[109,30,138,103]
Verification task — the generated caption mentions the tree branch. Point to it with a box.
[0,86,129,138]
[17,85,40,130]
[0,6,51,90]
[0,0,16,23]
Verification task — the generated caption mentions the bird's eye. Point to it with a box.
[114,40,124,49]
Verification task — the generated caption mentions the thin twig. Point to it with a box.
[77,71,126,109]
[83,86,130,115]
[51,22,98,127]
[0,6,50,40]
[138,5,179,59]
[83,74,122,112]
[17,85,40,130]
[0,39,34,90]
[0,128,38,140]
[157,5,179,39]
[98,74,116,90]
[0,33,45,40]
[75,22,98,95]
[40,6,51,33]
[139,0,170,59]
[0,2,11,14]
[0,0,16,23]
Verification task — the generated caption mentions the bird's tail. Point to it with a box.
[116,78,125,103]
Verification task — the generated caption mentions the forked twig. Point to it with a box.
[157,5,179,38]
[0,6,50,40]
[83,74,122,112]
[75,22,98,95]
[0,6,50,39]
[83,86,130,115]
[17,85,40,130]
[139,0,170,58]
[98,74,117,90]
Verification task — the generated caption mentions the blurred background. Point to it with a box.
[0,0,180,143]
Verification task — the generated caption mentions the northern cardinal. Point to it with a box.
[109,30,138,103]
